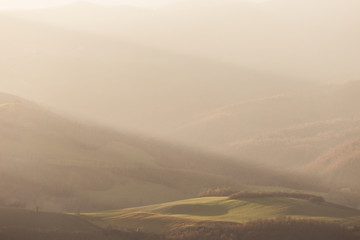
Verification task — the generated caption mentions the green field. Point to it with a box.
[82,196,360,234]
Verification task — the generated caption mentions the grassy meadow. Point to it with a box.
[82,196,360,234]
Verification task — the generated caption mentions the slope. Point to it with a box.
[0,92,318,212]
[169,81,360,171]
[306,138,360,204]
[0,208,99,233]
[221,117,360,169]
[3,3,360,174]
[83,196,360,234]
[307,138,360,180]
[177,81,360,147]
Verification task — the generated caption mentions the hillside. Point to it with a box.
[168,81,360,208]
[0,208,99,232]
[1,0,360,184]
[0,208,156,240]
[178,81,360,144]
[3,8,360,176]
[307,138,360,184]
[1,1,359,239]
[171,81,360,168]
[0,92,319,212]
[0,203,359,240]
[220,117,360,169]
[303,138,360,208]
[82,195,360,234]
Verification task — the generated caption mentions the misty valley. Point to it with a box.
[1,0,360,239]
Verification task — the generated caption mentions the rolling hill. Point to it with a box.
[1,0,360,179]
[1,194,360,240]
[220,117,360,169]
[176,80,360,147]
[0,208,108,240]
[3,8,360,182]
[307,138,360,186]
[0,92,319,212]
[169,81,360,171]
[82,195,360,234]
[0,208,99,233]
[304,138,360,208]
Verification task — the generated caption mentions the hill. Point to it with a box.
[0,208,99,232]
[0,204,359,240]
[0,92,319,212]
[82,195,360,234]
[165,80,360,208]
[305,138,360,208]
[172,81,360,167]
[0,208,161,240]
[307,138,360,187]
[3,8,360,179]
[2,3,360,192]
[220,117,360,169]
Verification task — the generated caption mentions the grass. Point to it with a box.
[82,196,360,234]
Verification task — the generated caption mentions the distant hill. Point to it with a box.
[306,138,360,190]
[220,117,360,169]
[173,81,360,167]
[302,138,360,208]
[0,13,295,137]
[3,8,360,175]
[0,92,318,212]
[1,1,360,212]
[179,80,360,143]
[2,1,360,191]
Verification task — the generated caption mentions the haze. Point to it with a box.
[1,0,359,139]
[1,0,360,239]
[1,0,360,184]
